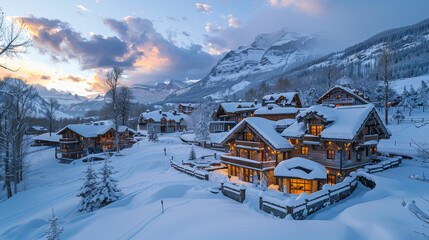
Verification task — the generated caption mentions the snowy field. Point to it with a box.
[1,128,429,239]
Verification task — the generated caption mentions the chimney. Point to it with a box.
[254,99,258,105]
[173,110,177,115]
[238,99,242,102]
[268,105,273,110]
[159,109,162,114]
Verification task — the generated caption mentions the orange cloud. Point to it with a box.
[133,46,170,71]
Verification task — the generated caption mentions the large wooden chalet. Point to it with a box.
[56,121,136,160]
[178,103,198,115]
[209,101,260,133]
[138,110,188,133]
[219,104,390,195]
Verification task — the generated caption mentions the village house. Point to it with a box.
[219,103,390,195]
[26,125,48,135]
[219,117,294,185]
[56,121,136,161]
[178,103,198,115]
[261,92,302,108]
[209,101,261,133]
[317,85,370,107]
[138,109,188,133]
[31,133,61,147]
[281,104,390,188]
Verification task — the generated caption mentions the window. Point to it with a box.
[371,147,377,154]
[347,150,351,160]
[310,125,322,135]
[246,133,253,141]
[227,126,231,130]
[335,94,341,99]
[290,179,312,194]
[301,146,309,155]
[327,174,336,185]
[327,150,335,160]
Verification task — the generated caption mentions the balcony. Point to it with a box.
[235,140,264,149]
[56,148,83,153]
[59,138,79,143]
[364,134,378,142]
[322,97,354,104]
[303,135,320,142]
[221,154,276,170]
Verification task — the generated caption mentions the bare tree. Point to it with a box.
[104,67,123,154]
[117,86,134,126]
[42,98,60,136]
[0,9,31,71]
[0,78,37,197]
[322,63,340,89]
[379,46,392,125]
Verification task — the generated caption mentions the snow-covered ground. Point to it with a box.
[1,122,429,239]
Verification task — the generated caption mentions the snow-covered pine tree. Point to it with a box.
[418,80,429,112]
[77,161,100,213]
[189,146,196,160]
[152,127,158,142]
[46,208,64,240]
[252,173,258,187]
[392,108,405,124]
[96,160,121,208]
[399,96,415,116]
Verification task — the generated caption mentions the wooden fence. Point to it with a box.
[170,160,209,181]
[365,156,402,173]
[221,182,246,203]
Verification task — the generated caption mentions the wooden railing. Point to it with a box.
[170,160,209,181]
[235,140,264,148]
[303,135,320,142]
[363,134,378,142]
[322,97,354,103]
[221,182,246,203]
[56,148,83,153]
[59,138,78,142]
[220,154,275,170]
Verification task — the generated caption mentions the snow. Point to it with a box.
[262,92,298,104]
[283,104,386,140]
[254,105,300,115]
[219,102,260,113]
[220,117,294,150]
[1,119,429,239]
[31,133,62,143]
[274,157,327,180]
[390,75,429,94]
[318,86,369,104]
[140,110,186,123]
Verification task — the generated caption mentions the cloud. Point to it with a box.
[205,22,223,33]
[59,75,86,82]
[77,4,91,12]
[204,35,229,55]
[269,0,323,15]
[196,3,211,14]
[227,14,241,28]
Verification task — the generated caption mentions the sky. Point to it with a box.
[1,0,429,97]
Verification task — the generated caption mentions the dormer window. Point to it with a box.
[310,125,322,135]
[336,95,341,99]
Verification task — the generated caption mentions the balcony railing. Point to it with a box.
[220,154,276,170]
[235,140,264,149]
[303,135,320,142]
[364,134,378,142]
[322,97,354,103]
[56,148,83,153]
[59,138,78,142]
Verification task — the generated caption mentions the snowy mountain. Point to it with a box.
[284,18,429,86]
[165,29,319,102]
[131,80,190,103]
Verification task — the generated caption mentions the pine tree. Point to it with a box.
[252,173,258,187]
[259,174,267,191]
[96,160,121,207]
[77,161,100,213]
[419,80,429,112]
[189,146,196,160]
[46,208,64,240]
[392,108,405,124]
[399,96,414,116]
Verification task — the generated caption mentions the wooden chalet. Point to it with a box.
[281,104,390,185]
[56,121,136,161]
[138,110,187,133]
[219,117,294,185]
[31,133,61,147]
[26,125,48,135]
[317,86,370,106]
[262,92,302,108]
[178,103,198,115]
[210,101,260,133]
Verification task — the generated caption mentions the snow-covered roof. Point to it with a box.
[317,85,369,104]
[282,104,388,141]
[140,110,186,122]
[179,103,198,108]
[275,119,296,128]
[57,121,135,138]
[29,125,48,131]
[262,92,298,104]
[31,133,61,143]
[220,102,260,113]
[220,117,293,150]
[274,157,327,180]
[254,104,300,115]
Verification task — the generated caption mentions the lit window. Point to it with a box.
[347,150,351,160]
[246,133,253,141]
[327,150,335,160]
[290,179,312,194]
[310,125,322,135]
[301,146,309,155]
[327,174,336,185]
